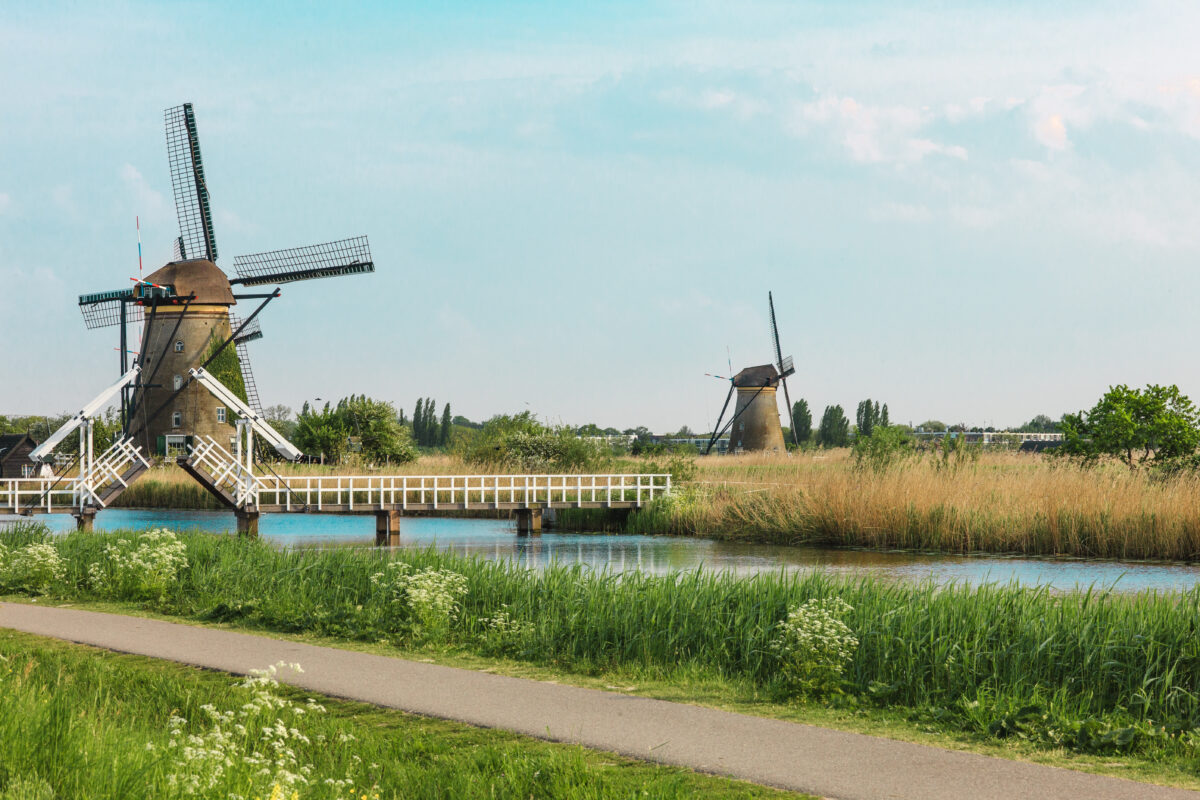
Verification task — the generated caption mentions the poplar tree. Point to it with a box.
[440,403,452,446]
[791,399,813,443]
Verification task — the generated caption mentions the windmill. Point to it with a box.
[77,102,375,458]
[702,292,795,454]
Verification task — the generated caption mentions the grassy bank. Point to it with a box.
[0,629,802,800]
[4,523,1200,783]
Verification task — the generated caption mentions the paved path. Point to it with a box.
[2,603,1196,800]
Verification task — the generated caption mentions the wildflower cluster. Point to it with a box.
[369,562,468,640]
[477,604,534,656]
[769,597,858,697]
[86,528,188,600]
[156,661,371,799]
[0,541,64,595]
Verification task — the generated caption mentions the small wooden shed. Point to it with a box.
[0,434,39,478]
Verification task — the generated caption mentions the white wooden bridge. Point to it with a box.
[4,368,671,541]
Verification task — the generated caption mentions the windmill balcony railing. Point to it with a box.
[250,473,672,512]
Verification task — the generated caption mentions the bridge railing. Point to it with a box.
[252,473,672,511]
[2,479,78,515]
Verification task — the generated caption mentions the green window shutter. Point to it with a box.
[156,436,166,456]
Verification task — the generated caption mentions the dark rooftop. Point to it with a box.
[731,364,780,388]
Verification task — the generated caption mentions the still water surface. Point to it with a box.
[10,508,1200,593]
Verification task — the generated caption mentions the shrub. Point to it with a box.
[852,425,915,472]
[462,412,608,472]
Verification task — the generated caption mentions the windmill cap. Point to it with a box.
[732,364,780,387]
[144,259,235,305]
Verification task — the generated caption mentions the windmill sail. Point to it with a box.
[165,103,218,262]
[236,340,264,416]
[79,289,145,329]
[228,312,263,344]
[768,291,799,446]
[230,236,373,286]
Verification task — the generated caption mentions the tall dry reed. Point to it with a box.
[629,451,1200,560]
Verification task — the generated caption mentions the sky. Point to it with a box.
[3,0,1200,433]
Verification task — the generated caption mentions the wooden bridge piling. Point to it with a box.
[375,510,401,547]
[515,507,542,535]
[235,509,260,537]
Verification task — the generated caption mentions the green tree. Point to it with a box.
[262,404,296,440]
[880,403,890,427]
[296,397,416,465]
[918,420,946,432]
[790,399,813,444]
[855,399,876,438]
[1017,414,1059,433]
[817,405,850,448]
[294,402,348,464]
[440,403,452,447]
[1060,384,1200,469]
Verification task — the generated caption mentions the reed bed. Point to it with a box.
[11,524,1200,760]
[621,451,1200,560]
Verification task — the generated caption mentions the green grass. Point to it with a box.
[6,522,1200,785]
[0,629,806,800]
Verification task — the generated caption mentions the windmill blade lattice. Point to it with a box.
[78,289,145,329]
[235,339,264,416]
[165,103,218,262]
[228,312,263,344]
[230,236,374,286]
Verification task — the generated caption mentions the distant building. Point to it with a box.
[0,433,40,478]
[911,431,1063,447]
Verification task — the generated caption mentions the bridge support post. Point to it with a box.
[74,509,96,532]
[375,510,401,547]
[235,509,260,537]
[515,507,542,535]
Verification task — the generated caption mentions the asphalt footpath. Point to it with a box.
[2,603,1196,800]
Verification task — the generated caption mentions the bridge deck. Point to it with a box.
[2,472,672,517]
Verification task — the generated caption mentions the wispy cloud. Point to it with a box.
[791,94,967,164]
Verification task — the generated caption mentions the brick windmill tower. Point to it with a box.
[704,292,798,454]
[77,103,375,457]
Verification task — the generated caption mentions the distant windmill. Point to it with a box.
[77,102,375,457]
[703,292,795,454]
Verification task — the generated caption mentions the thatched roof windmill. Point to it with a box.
[77,103,375,457]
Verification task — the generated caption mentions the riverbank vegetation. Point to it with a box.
[0,629,799,799]
[624,449,1200,560]
[105,445,1200,561]
[4,523,1200,784]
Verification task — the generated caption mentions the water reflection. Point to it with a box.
[7,509,1200,593]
